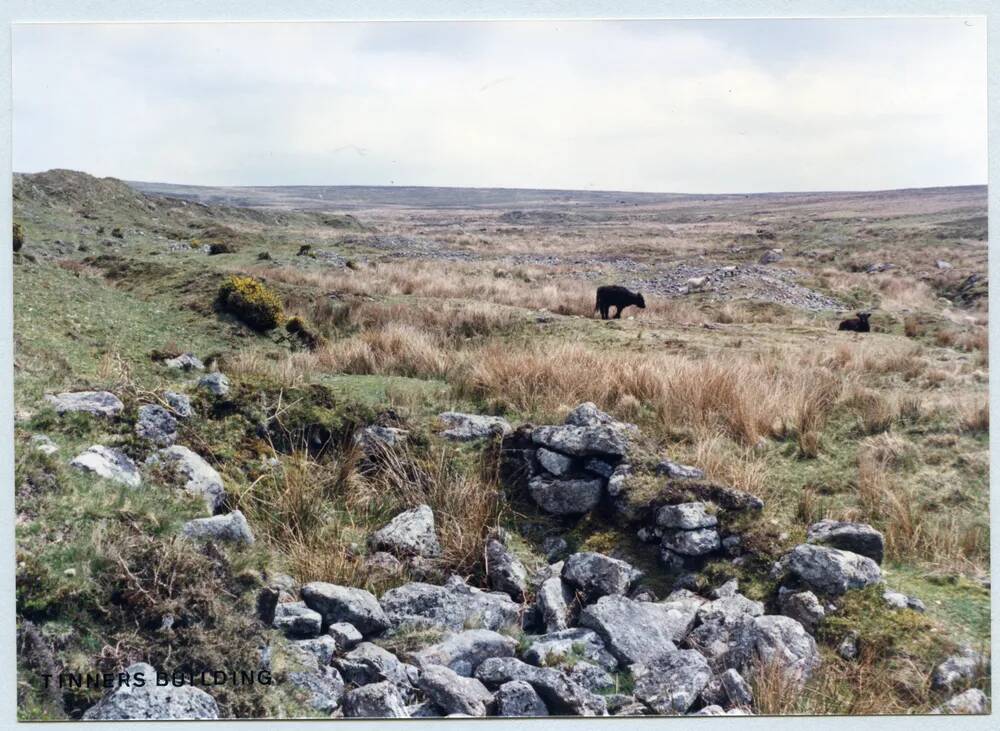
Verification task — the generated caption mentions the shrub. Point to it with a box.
[217,275,284,331]
[13,222,24,252]
[257,251,272,261]
[208,243,234,255]
[110,227,124,239]
[296,245,313,257]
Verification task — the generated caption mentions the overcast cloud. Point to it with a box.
[12,18,986,193]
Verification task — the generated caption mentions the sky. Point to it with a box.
[12,18,987,193]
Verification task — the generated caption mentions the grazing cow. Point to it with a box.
[595,285,646,320]
[838,312,871,333]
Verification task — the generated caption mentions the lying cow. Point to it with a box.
[595,285,646,320]
[838,312,871,332]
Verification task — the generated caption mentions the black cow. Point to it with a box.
[838,312,871,332]
[595,285,646,320]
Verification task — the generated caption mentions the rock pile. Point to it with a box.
[501,402,763,573]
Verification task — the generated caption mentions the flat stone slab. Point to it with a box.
[806,519,885,564]
[369,504,441,558]
[71,445,141,488]
[531,424,628,457]
[302,582,390,636]
[528,475,603,515]
[784,543,882,596]
[181,511,254,544]
[380,577,519,633]
[438,412,512,441]
[46,391,123,417]
[82,663,219,720]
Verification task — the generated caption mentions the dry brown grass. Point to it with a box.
[316,324,452,379]
[854,441,986,569]
[750,658,809,715]
[235,439,503,589]
[255,262,596,316]
[798,651,932,715]
[361,443,504,574]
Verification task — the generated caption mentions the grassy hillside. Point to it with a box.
[13,170,989,718]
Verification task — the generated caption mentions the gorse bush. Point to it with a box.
[217,275,284,331]
[13,222,24,252]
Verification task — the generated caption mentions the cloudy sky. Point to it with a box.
[13,19,986,193]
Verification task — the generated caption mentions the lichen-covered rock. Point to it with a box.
[931,648,986,691]
[655,459,705,480]
[750,615,820,685]
[164,353,204,371]
[135,404,178,446]
[46,390,124,417]
[418,664,495,717]
[30,434,58,455]
[778,590,824,634]
[438,412,512,441]
[568,661,615,693]
[536,576,574,632]
[528,475,603,515]
[579,595,698,666]
[411,629,516,677]
[495,679,549,716]
[783,544,882,595]
[164,391,193,418]
[369,504,441,558]
[302,583,390,635]
[356,425,409,455]
[536,447,574,476]
[686,614,757,674]
[150,445,226,513]
[291,635,339,667]
[932,688,989,715]
[273,601,323,638]
[181,511,254,545]
[656,502,717,530]
[197,372,230,396]
[342,681,409,718]
[719,668,754,708]
[632,649,712,714]
[696,593,763,624]
[335,642,410,687]
[661,527,721,556]
[71,445,141,488]
[328,622,363,652]
[81,663,218,720]
[486,537,528,600]
[562,552,642,602]
[523,628,618,671]
[882,590,926,612]
[475,657,605,716]
[837,631,859,660]
[380,577,520,632]
[806,519,885,564]
[287,667,344,713]
[531,424,629,457]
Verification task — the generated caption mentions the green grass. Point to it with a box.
[886,565,991,647]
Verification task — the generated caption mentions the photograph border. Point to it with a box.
[1,2,995,729]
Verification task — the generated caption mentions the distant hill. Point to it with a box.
[127,178,987,217]
[14,169,364,230]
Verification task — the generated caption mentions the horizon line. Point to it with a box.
[14,168,989,199]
